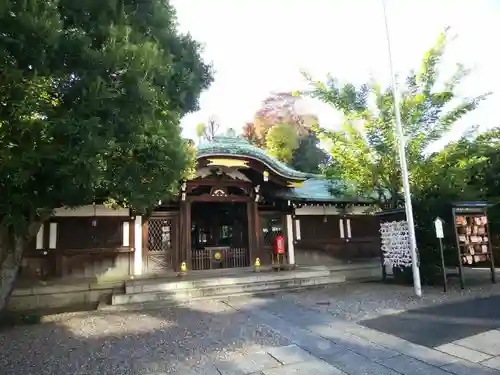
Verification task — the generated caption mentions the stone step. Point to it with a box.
[111,273,348,306]
[101,276,349,312]
[100,284,311,312]
[124,268,334,294]
[124,264,380,294]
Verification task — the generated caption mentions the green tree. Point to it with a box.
[265,124,299,163]
[409,128,500,281]
[302,28,490,209]
[291,131,329,174]
[414,126,500,232]
[241,94,326,172]
[196,122,207,141]
[195,117,220,142]
[0,0,213,310]
[253,92,314,140]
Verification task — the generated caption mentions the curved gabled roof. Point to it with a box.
[274,178,375,203]
[196,136,313,181]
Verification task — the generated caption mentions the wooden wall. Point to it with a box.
[295,213,380,264]
[21,206,133,281]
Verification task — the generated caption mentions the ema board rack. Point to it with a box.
[452,202,496,288]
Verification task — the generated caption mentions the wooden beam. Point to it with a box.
[186,195,250,203]
[187,179,251,188]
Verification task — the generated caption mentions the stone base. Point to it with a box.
[7,280,124,312]
[272,264,295,271]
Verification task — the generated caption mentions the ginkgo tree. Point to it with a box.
[0,0,212,311]
[265,123,299,163]
[302,27,490,209]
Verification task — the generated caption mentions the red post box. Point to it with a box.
[274,234,285,255]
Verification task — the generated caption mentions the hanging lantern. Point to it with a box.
[323,205,328,223]
[263,170,269,182]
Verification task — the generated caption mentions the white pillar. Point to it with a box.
[286,214,295,265]
[122,221,130,247]
[49,223,57,249]
[294,219,301,241]
[133,216,143,275]
[36,224,44,249]
[339,218,345,239]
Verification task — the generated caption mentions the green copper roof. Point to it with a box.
[195,136,375,203]
[196,136,312,180]
[275,179,375,203]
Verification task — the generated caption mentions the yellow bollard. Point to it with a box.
[254,257,261,272]
[178,261,188,277]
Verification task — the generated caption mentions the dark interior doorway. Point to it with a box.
[190,202,249,270]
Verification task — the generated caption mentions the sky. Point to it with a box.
[172,0,500,149]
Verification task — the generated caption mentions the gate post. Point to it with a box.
[179,201,192,270]
[133,215,143,276]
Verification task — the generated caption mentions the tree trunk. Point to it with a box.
[0,222,40,312]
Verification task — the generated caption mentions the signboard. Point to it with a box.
[434,217,444,239]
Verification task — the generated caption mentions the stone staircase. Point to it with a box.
[100,262,381,311]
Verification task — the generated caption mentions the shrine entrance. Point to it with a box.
[144,213,179,274]
[190,202,250,270]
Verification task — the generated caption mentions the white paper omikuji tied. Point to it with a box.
[380,220,412,268]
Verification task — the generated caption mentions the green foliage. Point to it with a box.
[402,126,500,283]
[291,132,328,174]
[0,0,213,237]
[241,93,325,172]
[302,28,490,209]
[195,118,220,142]
[196,123,207,140]
[382,127,500,284]
[265,124,299,163]
[413,127,500,247]
[242,122,327,173]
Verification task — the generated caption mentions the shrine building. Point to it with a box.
[21,136,381,281]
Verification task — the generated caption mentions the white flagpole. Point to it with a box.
[381,0,422,297]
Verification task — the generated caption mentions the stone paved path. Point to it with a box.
[2,282,500,374]
[223,295,500,375]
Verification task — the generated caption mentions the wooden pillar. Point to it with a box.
[43,222,50,249]
[186,202,192,268]
[247,201,258,265]
[128,214,135,276]
[178,205,185,271]
[179,201,192,269]
[255,206,261,251]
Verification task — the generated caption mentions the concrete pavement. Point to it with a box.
[214,295,500,375]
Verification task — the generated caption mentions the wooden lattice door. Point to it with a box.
[145,215,178,273]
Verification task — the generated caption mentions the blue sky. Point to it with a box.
[172,0,500,148]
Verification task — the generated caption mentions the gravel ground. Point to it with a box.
[2,279,500,375]
[0,300,290,375]
[283,279,500,322]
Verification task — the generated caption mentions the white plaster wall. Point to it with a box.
[295,205,374,216]
[53,205,129,217]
